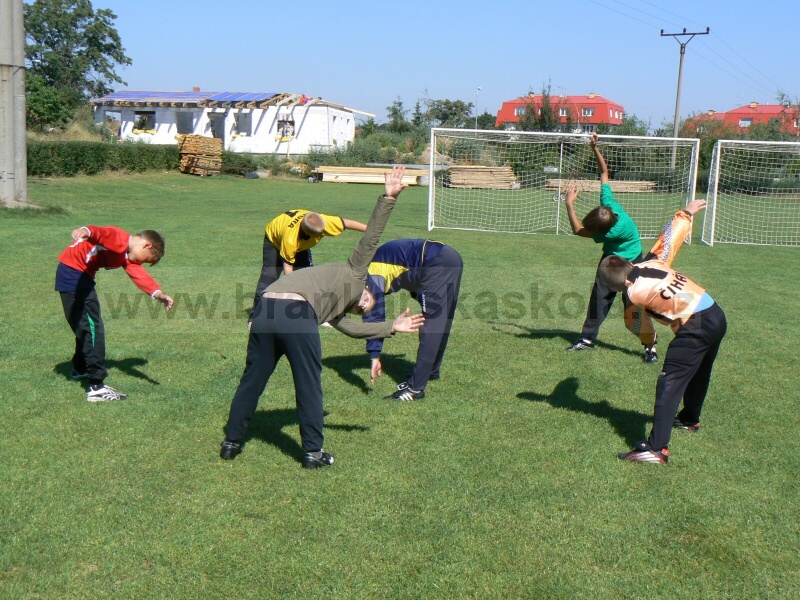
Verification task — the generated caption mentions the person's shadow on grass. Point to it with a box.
[246,408,369,464]
[322,353,416,393]
[54,358,160,386]
[489,322,641,358]
[518,377,650,446]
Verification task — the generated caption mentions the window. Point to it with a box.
[133,111,156,133]
[277,119,295,140]
[559,107,568,117]
[739,118,753,128]
[176,112,194,134]
[514,107,525,116]
[582,107,594,117]
[609,109,613,118]
[582,124,595,133]
[794,118,798,129]
[234,112,251,136]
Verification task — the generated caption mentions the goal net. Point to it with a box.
[702,140,800,246]
[428,129,700,239]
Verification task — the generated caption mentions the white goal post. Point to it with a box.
[702,140,800,246]
[428,128,700,239]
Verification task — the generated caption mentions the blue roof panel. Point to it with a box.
[206,92,279,103]
[94,91,217,103]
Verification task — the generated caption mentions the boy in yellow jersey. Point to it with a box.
[598,199,727,464]
[252,209,367,308]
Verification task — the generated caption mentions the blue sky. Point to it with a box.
[80,0,796,128]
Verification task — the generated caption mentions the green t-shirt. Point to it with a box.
[591,184,642,261]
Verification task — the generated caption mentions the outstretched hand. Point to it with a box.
[391,307,424,333]
[154,291,174,311]
[564,183,579,204]
[590,131,599,147]
[684,198,707,215]
[71,227,89,242]
[384,165,408,199]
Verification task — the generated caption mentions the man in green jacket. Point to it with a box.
[221,166,424,468]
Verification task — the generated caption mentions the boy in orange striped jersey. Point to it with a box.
[599,199,727,464]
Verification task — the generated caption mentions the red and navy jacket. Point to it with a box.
[55,226,161,296]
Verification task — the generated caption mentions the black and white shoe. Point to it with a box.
[86,384,127,402]
[644,347,658,364]
[566,338,595,351]
[302,451,335,469]
[69,369,88,380]
[385,382,425,401]
[673,417,700,433]
[618,440,669,464]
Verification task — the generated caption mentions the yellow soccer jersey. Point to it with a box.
[265,210,345,264]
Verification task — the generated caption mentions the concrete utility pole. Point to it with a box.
[0,0,27,205]
[661,27,709,169]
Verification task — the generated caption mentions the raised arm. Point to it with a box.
[564,184,592,237]
[646,199,706,266]
[590,132,609,184]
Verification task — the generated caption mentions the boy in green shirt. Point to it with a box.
[563,133,658,363]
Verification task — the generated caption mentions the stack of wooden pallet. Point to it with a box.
[545,179,657,193]
[447,165,518,189]
[315,166,428,185]
[178,135,223,176]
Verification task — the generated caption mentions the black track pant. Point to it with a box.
[252,237,312,307]
[580,253,643,341]
[648,303,727,450]
[60,287,107,383]
[407,246,463,390]
[224,298,324,452]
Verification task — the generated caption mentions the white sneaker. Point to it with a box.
[320,322,333,328]
[87,384,128,402]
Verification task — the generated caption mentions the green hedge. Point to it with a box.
[28,141,180,177]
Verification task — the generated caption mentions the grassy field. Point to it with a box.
[1,172,799,599]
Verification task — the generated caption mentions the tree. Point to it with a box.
[476,111,497,130]
[515,82,564,132]
[612,114,651,137]
[424,99,474,128]
[24,0,131,127]
[386,97,410,133]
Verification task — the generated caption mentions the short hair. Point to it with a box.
[598,255,633,291]
[301,212,325,234]
[582,206,618,235]
[135,229,166,265]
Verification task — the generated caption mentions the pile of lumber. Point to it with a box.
[178,134,222,176]
[314,166,428,185]
[545,178,657,193]
[447,165,518,189]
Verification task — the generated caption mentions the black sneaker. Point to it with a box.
[385,382,425,401]
[566,338,595,351]
[220,440,244,460]
[302,451,334,469]
[673,418,700,433]
[644,347,658,364]
[618,440,669,464]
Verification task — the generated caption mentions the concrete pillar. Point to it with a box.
[0,0,27,205]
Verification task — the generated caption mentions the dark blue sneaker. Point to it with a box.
[385,382,425,401]
[618,440,669,464]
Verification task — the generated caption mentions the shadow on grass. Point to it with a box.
[322,353,416,392]
[518,376,650,446]
[489,321,641,358]
[246,408,369,464]
[54,358,160,385]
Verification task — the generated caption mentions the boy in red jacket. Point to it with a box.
[56,226,174,401]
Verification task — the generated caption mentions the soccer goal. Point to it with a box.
[702,140,800,246]
[428,128,700,239]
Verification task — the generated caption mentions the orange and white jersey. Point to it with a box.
[625,208,710,332]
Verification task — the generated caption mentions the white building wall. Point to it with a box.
[96,103,358,154]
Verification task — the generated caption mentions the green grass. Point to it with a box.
[1,172,799,599]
